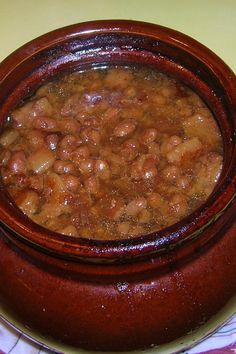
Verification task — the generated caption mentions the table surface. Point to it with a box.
[0,0,235,353]
[0,0,236,73]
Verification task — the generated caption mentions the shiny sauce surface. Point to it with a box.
[0,66,223,239]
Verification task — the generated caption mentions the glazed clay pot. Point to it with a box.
[0,20,236,351]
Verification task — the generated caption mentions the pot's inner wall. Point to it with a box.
[0,31,235,261]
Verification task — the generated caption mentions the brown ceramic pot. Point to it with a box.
[0,20,235,351]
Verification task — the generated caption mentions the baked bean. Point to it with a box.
[57,134,80,160]
[58,119,80,134]
[0,129,19,146]
[60,225,78,236]
[142,158,158,179]
[161,135,182,155]
[84,175,100,196]
[120,139,139,161]
[8,151,27,174]
[117,222,131,235]
[53,160,76,174]
[80,127,101,145]
[61,94,80,116]
[114,119,137,137]
[0,149,11,166]
[73,146,90,159]
[147,193,163,209]
[61,174,81,193]
[162,165,180,181]
[148,142,160,156]
[46,134,59,151]
[78,159,94,174]
[27,130,45,150]
[33,116,58,131]
[152,93,167,105]
[129,225,144,236]
[28,175,44,192]
[32,97,53,116]
[94,159,110,180]
[1,66,223,239]
[161,84,177,98]
[176,175,191,189]
[140,128,158,145]
[59,134,81,149]
[101,197,125,220]
[169,193,188,216]
[138,209,151,223]
[57,147,73,161]
[126,197,147,216]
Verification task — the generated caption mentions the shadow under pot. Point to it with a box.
[0,20,235,351]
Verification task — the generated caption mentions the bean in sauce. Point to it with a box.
[0,66,223,239]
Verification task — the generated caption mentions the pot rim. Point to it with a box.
[0,20,235,263]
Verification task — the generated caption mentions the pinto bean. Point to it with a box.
[147,193,163,209]
[78,159,94,174]
[138,209,151,223]
[140,128,158,145]
[0,129,19,147]
[57,147,72,161]
[59,225,78,236]
[125,197,147,216]
[57,135,80,160]
[46,134,59,151]
[161,135,182,156]
[114,119,137,137]
[8,151,26,174]
[117,222,131,235]
[169,193,188,216]
[73,146,90,159]
[162,165,180,181]
[27,130,45,150]
[84,175,100,196]
[94,159,110,180]
[61,174,81,193]
[148,142,160,156]
[0,149,11,166]
[59,134,80,149]
[32,97,53,116]
[58,119,80,134]
[61,94,80,116]
[53,160,76,174]
[176,175,191,189]
[80,127,101,145]
[28,175,44,192]
[120,138,139,161]
[32,116,58,131]
[128,225,144,236]
[142,158,158,179]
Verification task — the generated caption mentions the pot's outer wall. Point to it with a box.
[0,216,235,351]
